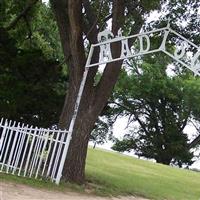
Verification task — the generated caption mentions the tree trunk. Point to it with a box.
[156,153,172,165]
[62,104,98,183]
[51,0,143,184]
[93,142,96,149]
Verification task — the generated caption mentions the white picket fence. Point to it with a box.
[0,118,70,184]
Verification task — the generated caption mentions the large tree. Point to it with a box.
[50,0,200,183]
[0,1,66,127]
[0,27,65,127]
[50,0,164,183]
[111,54,200,167]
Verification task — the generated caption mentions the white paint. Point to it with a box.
[138,33,151,53]
[0,118,70,184]
[120,39,132,58]
[87,25,200,76]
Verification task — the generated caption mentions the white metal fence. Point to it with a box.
[0,118,70,184]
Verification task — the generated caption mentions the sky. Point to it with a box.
[42,0,48,4]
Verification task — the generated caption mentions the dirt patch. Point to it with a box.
[0,181,149,200]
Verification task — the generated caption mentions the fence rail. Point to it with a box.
[0,118,70,184]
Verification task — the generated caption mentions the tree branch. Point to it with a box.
[83,0,104,42]
[179,112,190,132]
[188,120,200,149]
[23,15,33,45]
[82,0,103,85]
[82,0,100,44]
[6,0,39,31]
[111,101,149,135]
[51,0,71,63]
[189,135,200,149]
[93,0,126,112]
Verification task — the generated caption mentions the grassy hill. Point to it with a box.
[86,148,200,200]
[1,147,200,200]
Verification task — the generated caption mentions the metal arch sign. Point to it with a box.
[75,24,200,135]
[85,23,200,75]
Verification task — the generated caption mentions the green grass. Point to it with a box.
[1,147,200,200]
[86,148,200,200]
[0,172,85,193]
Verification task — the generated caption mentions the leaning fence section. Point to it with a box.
[0,118,69,184]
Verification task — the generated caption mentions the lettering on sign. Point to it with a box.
[86,24,200,75]
[191,50,200,72]
[98,30,114,62]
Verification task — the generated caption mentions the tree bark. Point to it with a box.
[51,0,143,184]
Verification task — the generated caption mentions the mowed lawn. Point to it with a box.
[86,148,200,200]
[0,147,200,200]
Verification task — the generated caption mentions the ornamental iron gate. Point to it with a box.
[0,118,69,184]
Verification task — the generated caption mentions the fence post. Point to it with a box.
[55,64,92,184]
[0,120,7,160]
[55,45,94,184]
[55,130,71,184]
